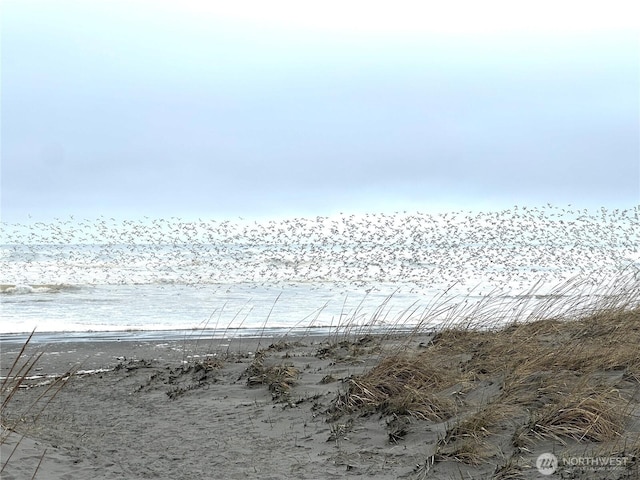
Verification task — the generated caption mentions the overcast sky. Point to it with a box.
[1,0,638,222]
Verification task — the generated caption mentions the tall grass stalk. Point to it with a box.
[1,331,74,477]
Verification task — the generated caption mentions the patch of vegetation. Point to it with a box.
[328,296,640,474]
[245,351,300,402]
[1,331,74,477]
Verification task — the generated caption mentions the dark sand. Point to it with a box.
[2,330,639,479]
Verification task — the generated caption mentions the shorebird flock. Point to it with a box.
[1,205,638,296]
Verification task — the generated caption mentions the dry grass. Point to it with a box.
[442,403,519,445]
[1,331,43,416]
[1,332,75,437]
[315,336,381,362]
[334,350,464,420]
[1,331,74,477]
[244,351,300,402]
[164,357,224,399]
[436,437,494,466]
[330,273,640,472]
[526,386,629,444]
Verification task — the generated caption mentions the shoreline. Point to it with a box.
[0,322,427,345]
[0,328,332,345]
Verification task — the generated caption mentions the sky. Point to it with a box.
[1,0,639,222]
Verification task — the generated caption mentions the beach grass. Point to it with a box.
[325,272,640,476]
[0,331,75,478]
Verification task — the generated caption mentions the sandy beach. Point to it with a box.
[2,311,639,479]
[2,333,402,479]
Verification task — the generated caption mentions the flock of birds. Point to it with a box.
[1,205,639,297]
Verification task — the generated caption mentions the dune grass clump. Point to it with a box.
[436,436,494,466]
[316,335,381,362]
[441,403,519,445]
[164,358,224,399]
[334,351,464,421]
[245,351,300,402]
[526,386,629,444]
[435,403,520,466]
[428,306,640,383]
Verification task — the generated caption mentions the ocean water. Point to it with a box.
[1,206,639,336]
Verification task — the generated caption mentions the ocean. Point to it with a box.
[1,206,638,338]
